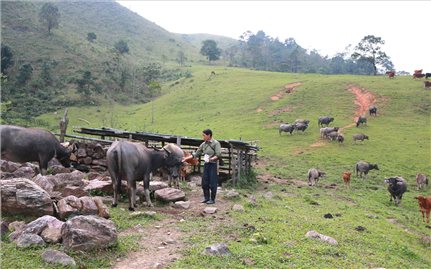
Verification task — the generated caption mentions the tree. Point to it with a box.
[351,35,393,75]
[114,40,129,54]
[200,40,221,63]
[16,63,33,85]
[1,44,14,74]
[76,71,94,95]
[87,32,97,42]
[39,3,60,34]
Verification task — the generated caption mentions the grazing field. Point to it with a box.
[15,65,431,268]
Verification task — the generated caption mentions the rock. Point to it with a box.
[61,215,117,251]
[23,215,63,236]
[8,221,26,233]
[173,201,190,209]
[232,204,245,212]
[263,191,274,199]
[1,178,54,217]
[84,179,113,194]
[1,221,9,240]
[61,186,89,198]
[203,207,217,214]
[225,190,240,199]
[149,181,169,192]
[93,196,110,218]
[49,170,85,191]
[12,166,36,179]
[48,165,72,175]
[0,159,20,173]
[33,174,55,193]
[57,195,82,220]
[203,243,231,256]
[42,249,76,268]
[305,230,338,245]
[40,226,63,244]
[154,188,186,202]
[16,233,46,248]
[79,196,99,215]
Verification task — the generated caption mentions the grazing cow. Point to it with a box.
[369,106,377,116]
[355,161,379,178]
[352,133,369,143]
[327,131,339,141]
[415,195,431,223]
[384,177,407,206]
[356,116,367,127]
[307,168,326,186]
[413,73,425,79]
[416,173,428,190]
[386,71,395,79]
[320,127,339,139]
[279,123,295,135]
[318,116,334,127]
[294,122,309,132]
[294,119,310,125]
[342,171,352,186]
[0,125,71,175]
[336,134,344,143]
[425,73,431,79]
[424,81,431,89]
[106,141,183,211]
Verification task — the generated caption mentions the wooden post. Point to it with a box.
[59,108,69,143]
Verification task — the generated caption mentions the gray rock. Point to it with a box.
[1,178,54,217]
[225,190,240,199]
[305,230,338,245]
[12,166,36,179]
[203,243,231,256]
[23,215,62,235]
[232,204,245,212]
[149,181,169,192]
[57,195,82,220]
[42,249,76,267]
[61,186,89,198]
[173,201,190,209]
[16,233,46,248]
[203,207,217,214]
[84,179,113,194]
[154,188,186,202]
[61,215,117,251]
[79,196,99,215]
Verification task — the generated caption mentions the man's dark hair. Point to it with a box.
[203,129,212,137]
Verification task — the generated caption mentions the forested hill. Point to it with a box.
[1,1,217,125]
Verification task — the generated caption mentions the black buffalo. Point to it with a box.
[384,177,407,206]
[318,116,334,127]
[0,125,70,175]
[106,141,183,211]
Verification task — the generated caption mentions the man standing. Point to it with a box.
[183,129,221,204]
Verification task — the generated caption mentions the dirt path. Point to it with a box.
[112,182,235,269]
[257,82,303,114]
[307,86,377,149]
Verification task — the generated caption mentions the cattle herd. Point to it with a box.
[387,69,431,89]
[278,100,429,222]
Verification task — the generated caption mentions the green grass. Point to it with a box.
[33,66,431,267]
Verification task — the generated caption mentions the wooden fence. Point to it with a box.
[65,127,258,185]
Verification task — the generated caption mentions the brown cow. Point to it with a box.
[342,171,352,186]
[415,195,431,223]
[386,71,395,78]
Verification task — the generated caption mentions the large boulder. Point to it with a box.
[61,215,117,251]
[154,188,186,202]
[84,179,113,194]
[56,196,82,220]
[1,178,53,217]
[32,170,85,196]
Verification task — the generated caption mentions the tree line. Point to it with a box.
[201,30,394,75]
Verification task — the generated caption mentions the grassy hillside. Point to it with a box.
[35,66,431,267]
[178,33,239,51]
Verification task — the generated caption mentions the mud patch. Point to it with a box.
[270,82,302,101]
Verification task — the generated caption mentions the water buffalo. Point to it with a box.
[307,168,326,186]
[0,125,70,175]
[106,141,183,211]
[318,116,334,127]
[384,177,407,206]
[355,161,379,178]
[369,106,377,116]
[279,123,295,135]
